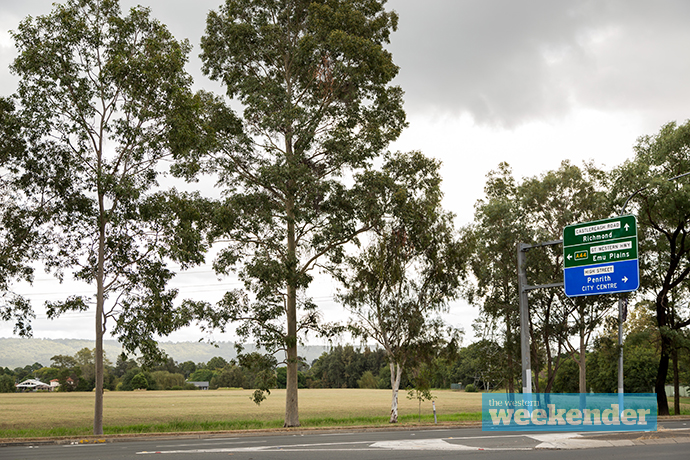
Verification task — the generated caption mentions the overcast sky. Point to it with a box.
[1,0,689,348]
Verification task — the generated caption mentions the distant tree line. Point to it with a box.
[5,325,681,395]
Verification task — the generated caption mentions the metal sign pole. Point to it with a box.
[518,240,564,395]
[518,243,531,395]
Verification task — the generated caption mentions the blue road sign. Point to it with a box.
[564,259,639,297]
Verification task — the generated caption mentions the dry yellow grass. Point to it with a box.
[0,389,482,433]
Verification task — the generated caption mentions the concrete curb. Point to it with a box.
[0,421,482,447]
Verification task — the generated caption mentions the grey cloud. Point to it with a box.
[2,0,689,129]
[388,0,690,127]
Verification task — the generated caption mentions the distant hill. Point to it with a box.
[0,337,330,369]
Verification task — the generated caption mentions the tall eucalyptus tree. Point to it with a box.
[194,0,405,427]
[10,0,205,434]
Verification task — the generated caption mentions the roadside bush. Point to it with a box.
[465,383,477,393]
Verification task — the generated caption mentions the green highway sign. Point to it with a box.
[563,214,637,251]
[564,235,638,268]
[563,215,639,297]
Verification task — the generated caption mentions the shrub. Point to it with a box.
[465,383,477,393]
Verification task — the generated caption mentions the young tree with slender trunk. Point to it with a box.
[463,163,528,393]
[10,0,205,434]
[193,0,405,427]
[337,151,465,423]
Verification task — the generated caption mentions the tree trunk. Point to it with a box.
[529,322,540,393]
[656,335,671,416]
[656,294,670,416]
[389,361,403,423]
[94,214,105,435]
[506,311,515,393]
[284,193,299,427]
[284,289,299,427]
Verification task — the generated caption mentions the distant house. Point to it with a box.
[16,379,51,392]
[50,379,60,391]
[187,381,209,390]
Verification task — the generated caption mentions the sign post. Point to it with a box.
[563,215,639,297]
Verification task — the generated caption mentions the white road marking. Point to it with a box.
[527,433,635,449]
[136,431,651,454]
[157,439,267,448]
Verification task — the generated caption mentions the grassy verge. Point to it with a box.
[2,390,686,439]
[0,389,482,438]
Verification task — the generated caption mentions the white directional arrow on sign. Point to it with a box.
[624,223,630,232]
[567,254,572,260]
[622,276,629,283]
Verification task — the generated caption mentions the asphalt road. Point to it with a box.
[2,421,689,460]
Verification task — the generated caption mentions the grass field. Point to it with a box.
[0,389,483,438]
[1,390,687,439]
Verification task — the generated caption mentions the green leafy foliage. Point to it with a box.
[465,161,615,394]
[0,95,70,338]
[308,345,387,388]
[357,371,378,389]
[0,374,15,393]
[130,373,149,390]
[611,120,690,415]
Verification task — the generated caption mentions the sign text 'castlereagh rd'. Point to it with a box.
[563,215,639,297]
